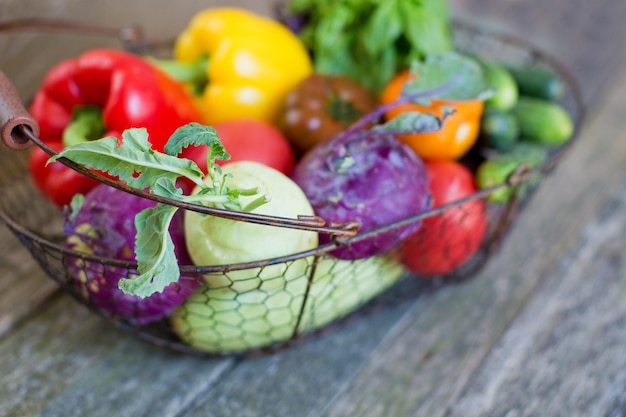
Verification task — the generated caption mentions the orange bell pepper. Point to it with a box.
[380,69,484,161]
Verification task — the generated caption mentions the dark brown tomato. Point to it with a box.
[275,73,378,156]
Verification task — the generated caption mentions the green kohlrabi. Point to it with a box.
[183,160,318,294]
[169,254,405,353]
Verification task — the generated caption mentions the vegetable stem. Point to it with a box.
[62,105,107,148]
[242,194,272,212]
[337,79,457,142]
[149,55,210,96]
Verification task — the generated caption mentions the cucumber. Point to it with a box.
[480,109,520,152]
[512,96,574,146]
[506,65,565,101]
[478,58,519,112]
[475,143,548,204]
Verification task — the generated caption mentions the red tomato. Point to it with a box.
[401,160,487,277]
[181,118,295,178]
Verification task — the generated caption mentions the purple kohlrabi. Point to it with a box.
[64,184,199,325]
[292,130,432,260]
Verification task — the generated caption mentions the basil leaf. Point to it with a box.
[371,43,399,94]
[292,0,454,94]
[399,0,453,56]
[361,0,402,55]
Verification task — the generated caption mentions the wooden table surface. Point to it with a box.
[2,1,626,416]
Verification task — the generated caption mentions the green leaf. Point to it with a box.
[403,52,491,101]
[68,193,85,223]
[361,0,402,55]
[399,1,453,56]
[314,6,354,48]
[294,0,455,94]
[374,111,444,134]
[164,122,230,164]
[288,0,318,13]
[118,203,180,298]
[420,0,451,19]
[367,42,398,94]
[49,127,206,192]
[151,177,185,200]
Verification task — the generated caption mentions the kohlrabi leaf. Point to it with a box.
[68,193,85,223]
[150,177,186,200]
[49,127,206,191]
[164,122,230,165]
[403,52,492,101]
[373,111,446,135]
[118,203,180,298]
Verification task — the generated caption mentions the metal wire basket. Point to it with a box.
[0,17,584,356]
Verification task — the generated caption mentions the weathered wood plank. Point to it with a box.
[0,295,236,417]
[35,337,235,417]
[0,298,122,417]
[176,304,413,417]
[314,63,626,417]
[446,181,626,417]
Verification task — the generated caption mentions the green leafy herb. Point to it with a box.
[51,123,266,298]
[289,0,454,93]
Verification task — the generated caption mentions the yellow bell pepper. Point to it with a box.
[172,7,313,125]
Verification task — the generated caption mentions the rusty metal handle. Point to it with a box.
[0,71,39,150]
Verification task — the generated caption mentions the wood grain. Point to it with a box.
[447,183,626,416]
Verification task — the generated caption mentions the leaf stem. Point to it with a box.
[336,78,458,142]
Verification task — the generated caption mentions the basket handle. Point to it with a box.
[0,70,39,150]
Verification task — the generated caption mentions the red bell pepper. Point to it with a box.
[28,48,203,207]
[29,141,101,208]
